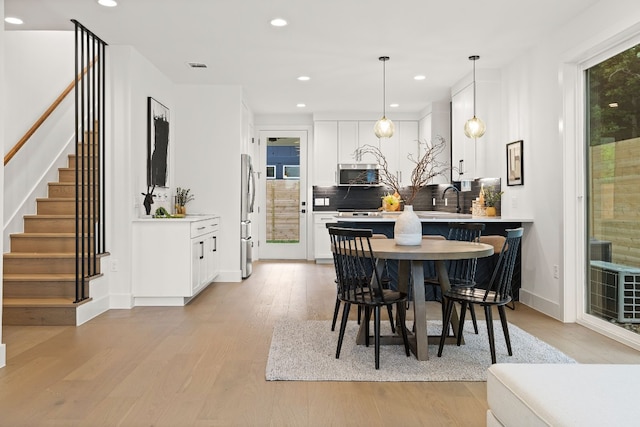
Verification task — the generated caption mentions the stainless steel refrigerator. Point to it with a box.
[241,154,255,278]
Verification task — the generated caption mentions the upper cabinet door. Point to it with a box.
[313,121,338,185]
[396,121,419,186]
[357,121,381,164]
[451,83,476,180]
[338,121,359,163]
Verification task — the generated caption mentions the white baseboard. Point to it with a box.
[76,294,110,325]
[518,289,563,321]
[134,297,187,306]
[0,343,6,368]
[109,294,134,309]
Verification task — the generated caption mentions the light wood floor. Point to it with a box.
[2,260,640,426]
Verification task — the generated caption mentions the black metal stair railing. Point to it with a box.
[73,20,108,303]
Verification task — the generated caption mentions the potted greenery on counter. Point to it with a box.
[175,187,195,215]
[484,187,504,216]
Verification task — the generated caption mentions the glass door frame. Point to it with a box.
[568,31,640,351]
[257,128,309,260]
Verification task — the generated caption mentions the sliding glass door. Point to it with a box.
[585,43,640,334]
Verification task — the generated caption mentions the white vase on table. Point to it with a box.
[394,205,422,246]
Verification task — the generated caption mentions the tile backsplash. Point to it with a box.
[313,178,502,215]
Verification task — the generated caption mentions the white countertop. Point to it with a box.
[331,211,532,223]
[133,214,219,222]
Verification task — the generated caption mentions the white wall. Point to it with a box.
[497,0,640,321]
[3,32,75,249]
[1,0,7,368]
[108,45,175,307]
[173,84,244,281]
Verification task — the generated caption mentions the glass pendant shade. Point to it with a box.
[374,116,395,138]
[464,116,486,138]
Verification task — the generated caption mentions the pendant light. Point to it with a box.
[464,55,486,139]
[374,56,395,138]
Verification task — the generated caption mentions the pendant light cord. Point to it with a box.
[470,55,480,118]
[380,56,389,117]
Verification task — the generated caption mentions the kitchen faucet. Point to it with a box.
[443,185,461,213]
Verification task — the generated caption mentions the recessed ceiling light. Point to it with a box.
[414,75,426,81]
[609,102,619,108]
[270,18,288,27]
[390,103,399,108]
[98,0,118,7]
[5,17,24,25]
[296,103,306,108]
[297,76,310,81]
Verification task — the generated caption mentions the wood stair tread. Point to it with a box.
[37,197,97,201]
[10,233,93,238]
[4,273,77,281]
[4,252,92,258]
[3,297,91,307]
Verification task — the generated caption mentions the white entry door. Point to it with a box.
[259,130,308,259]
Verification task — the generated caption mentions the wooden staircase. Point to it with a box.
[3,150,103,326]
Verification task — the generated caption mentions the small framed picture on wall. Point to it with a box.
[506,140,524,186]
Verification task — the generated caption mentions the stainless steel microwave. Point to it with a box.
[338,163,380,186]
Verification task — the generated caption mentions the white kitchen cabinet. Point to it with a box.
[357,121,381,163]
[338,121,379,164]
[451,83,476,180]
[133,215,220,306]
[314,212,338,262]
[313,121,338,185]
[338,121,359,163]
[451,70,501,180]
[378,121,419,186]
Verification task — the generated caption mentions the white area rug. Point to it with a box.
[266,319,576,382]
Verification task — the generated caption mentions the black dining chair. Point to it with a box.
[437,227,523,364]
[328,226,410,369]
[425,222,486,334]
[326,223,395,333]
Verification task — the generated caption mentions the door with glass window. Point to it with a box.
[585,43,640,334]
[259,130,307,259]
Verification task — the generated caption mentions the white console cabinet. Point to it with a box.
[133,215,220,306]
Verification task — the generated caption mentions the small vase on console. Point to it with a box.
[394,205,422,245]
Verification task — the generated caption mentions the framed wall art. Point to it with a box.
[506,140,523,186]
[147,97,170,187]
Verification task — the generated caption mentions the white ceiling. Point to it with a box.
[4,0,601,116]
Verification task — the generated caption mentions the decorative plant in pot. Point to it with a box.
[175,187,195,215]
[355,136,450,245]
[483,187,504,217]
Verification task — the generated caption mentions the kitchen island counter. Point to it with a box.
[333,211,532,223]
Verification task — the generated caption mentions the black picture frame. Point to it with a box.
[147,97,170,188]
[506,140,523,186]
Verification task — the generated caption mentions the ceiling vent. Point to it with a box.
[187,62,208,69]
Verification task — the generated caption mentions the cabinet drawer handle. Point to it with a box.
[200,241,204,259]
[196,226,206,231]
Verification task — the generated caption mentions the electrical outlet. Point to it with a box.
[553,264,559,279]
[110,259,119,272]
[432,198,436,206]
[444,199,448,206]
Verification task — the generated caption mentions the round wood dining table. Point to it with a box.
[356,238,494,361]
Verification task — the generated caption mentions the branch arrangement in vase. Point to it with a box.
[355,136,450,206]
